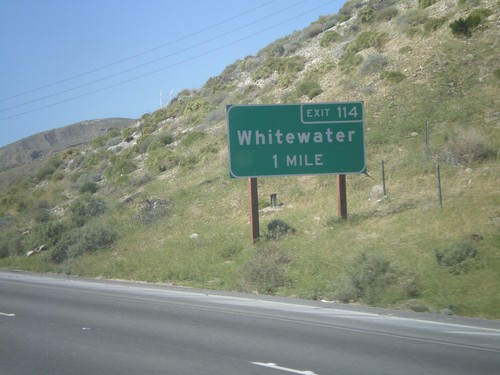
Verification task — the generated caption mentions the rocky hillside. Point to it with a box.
[0,118,135,189]
[1,0,499,318]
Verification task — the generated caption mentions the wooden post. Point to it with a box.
[337,174,347,219]
[249,177,260,242]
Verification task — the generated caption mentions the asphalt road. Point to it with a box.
[1,271,499,375]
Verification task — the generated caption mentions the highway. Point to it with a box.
[1,271,499,374]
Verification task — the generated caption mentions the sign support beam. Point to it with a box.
[337,174,347,219]
[249,177,260,242]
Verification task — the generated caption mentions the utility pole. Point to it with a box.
[159,90,163,108]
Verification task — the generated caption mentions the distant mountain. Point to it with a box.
[0,118,135,171]
[0,118,135,189]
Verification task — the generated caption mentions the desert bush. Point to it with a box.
[445,128,496,165]
[319,30,341,47]
[0,230,24,258]
[137,198,174,226]
[348,31,388,53]
[181,131,205,147]
[381,70,406,84]
[253,56,305,80]
[239,244,292,294]
[359,54,388,76]
[31,221,66,248]
[104,155,137,181]
[146,149,179,174]
[419,0,437,8]
[450,9,492,37]
[265,219,296,241]
[79,181,98,194]
[304,23,323,39]
[359,8,375,23]
[339,51,364,71]
[396,9,428,34]
[434,242,478,274]
[182,98,211,126]
[51,225,118,263]
[295,79,323,99]
[70,197,105,227]
[374,6,399,22]
[424,16,448,32]
[494,68,500,80]
[333,252,419,305]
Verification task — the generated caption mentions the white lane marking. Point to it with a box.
[444,331,500,336]
[0,312,15,317]
[252,362,319,375]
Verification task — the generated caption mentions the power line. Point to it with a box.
[0,0,307,114]
[0,1,335,122]
[0,0,278,104]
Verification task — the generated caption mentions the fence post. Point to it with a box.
[381,159,387,196]
[437,165,443,210]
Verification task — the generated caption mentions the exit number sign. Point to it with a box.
[227,102,365,178]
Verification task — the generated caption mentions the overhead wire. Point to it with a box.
[0,0,278,104]
[0,0,307,114]
[0,0,335,122]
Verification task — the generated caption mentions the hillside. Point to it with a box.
[0,118,135,188]
[0,0,499,318]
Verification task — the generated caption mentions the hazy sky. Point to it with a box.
[0,0,343,147]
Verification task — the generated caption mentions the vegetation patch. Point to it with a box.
[434,242,479,274]
[240,243,292,294]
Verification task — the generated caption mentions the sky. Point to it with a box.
[0,0,344,147]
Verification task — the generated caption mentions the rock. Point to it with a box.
[189,233,199,239]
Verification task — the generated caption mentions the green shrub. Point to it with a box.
[359,54,388,76]
[240,244,292,294]
[182,98,211,126]
[419,0,437,8]
[253,56,306,80]
[450,9,492,37]
[295,79,323,99]
[339,51,364,71]
[494,68,500,80]
[444,128,496,166]
[146,149,179,174]
[374,6,399,22]
[304,23,323,38]
[319,30,341,47]
[181,131,205,147]
[381,70,406,84]
[348,31,388,54]
[359,8,374,23]
[450,18,471,37]
[70,197,105,227]
[0,230,24,258]
[424,16,448,32]
[32,221,66,248]
[79,181,98,194]
[434,242,478,274]
[333,252,419,305]
[104,155,137,181]
[137,198,174,226]
[265,219,296,240]
[52,225,118,263]
[396,9,428,34]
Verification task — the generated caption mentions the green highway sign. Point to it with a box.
[227,102,365,178]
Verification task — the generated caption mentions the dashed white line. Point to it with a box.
[251,362,319,375]
[0,312,16,317]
